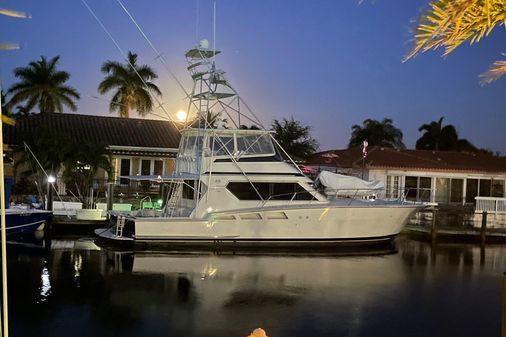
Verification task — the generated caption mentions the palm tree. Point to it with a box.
[416,117,479,152]
[190,111,228,128]
[7,55,80,113]
[348,118,405,149]
[406,0,506,83]
[415,117,457,151]
[271,118,319,159]
[98,51,162,118]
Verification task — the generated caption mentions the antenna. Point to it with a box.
[195,0,199,43]
[213,1,216,62]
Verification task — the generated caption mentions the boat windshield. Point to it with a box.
[236,134,274,156]
[211,135,234,156]
[209,133,275,157]
[181,135,203,156]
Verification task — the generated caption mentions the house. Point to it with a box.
[7,113,181,196]
[307,147,506,206]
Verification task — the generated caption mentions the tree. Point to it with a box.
[98,51,162,118]
[14,128,112,203]
[190,111,228,128]
[14,129,74,197]
[416,116,479,152]
[62,141,112,204]
[7,55,80,113]
[1,90,11,116]
[348,118,405,149]
[406,0,506,83]
[415,117,457,151]
[271,118,319,159]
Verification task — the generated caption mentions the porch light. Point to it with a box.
[47,175,56,184]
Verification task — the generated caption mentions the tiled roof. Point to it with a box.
[307,147,506,174]
[8,113,181,151]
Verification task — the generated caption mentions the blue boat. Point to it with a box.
[5,209,52,235]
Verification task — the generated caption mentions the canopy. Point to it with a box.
[315,171,384,197]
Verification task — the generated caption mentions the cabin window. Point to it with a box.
[226,182,313,201]
[211,136,234,156]
[182,180,195,200]
[236,134,274,156]
[182,136,203,156]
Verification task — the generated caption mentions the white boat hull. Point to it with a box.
[96,203,419,245]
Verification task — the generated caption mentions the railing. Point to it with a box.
[475,196,506,214]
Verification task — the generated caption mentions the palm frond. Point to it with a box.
[406,0,506,60]
[479,55,506,84]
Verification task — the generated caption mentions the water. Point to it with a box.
[6,236,504,337]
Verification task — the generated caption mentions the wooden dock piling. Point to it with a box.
[481,211,488,245]
[502,272,506,337]
[431,208,438,242]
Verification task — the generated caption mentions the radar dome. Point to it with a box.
[199,39,209,49]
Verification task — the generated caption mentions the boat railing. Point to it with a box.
[258,189,321,208]
[321,187,431,206]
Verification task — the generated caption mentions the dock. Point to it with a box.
[50,216,108,235]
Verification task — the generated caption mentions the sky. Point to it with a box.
[0,0,505,153]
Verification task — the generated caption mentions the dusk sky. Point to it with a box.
[1,0,505,153]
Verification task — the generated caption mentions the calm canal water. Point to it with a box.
[6,236,504,337]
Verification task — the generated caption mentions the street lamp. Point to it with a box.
[46,175,56,211]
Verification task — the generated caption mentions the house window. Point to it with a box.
[492,180,504,198]
[435,178,450,203]
[404,176,431,202]
[119,159,131,185]
[419,177,431,202]
[405,176,418,201]
[141,160,151,175]
[450,179,463,203]
[479,179,491,197]
[154,160,164,176]
[386,175,400,199]
[466,179,479,203]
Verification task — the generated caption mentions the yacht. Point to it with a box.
[95,41,422,247]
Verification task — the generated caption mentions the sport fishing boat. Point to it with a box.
[95,41,422,247]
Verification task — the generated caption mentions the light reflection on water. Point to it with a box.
[7,237,505,337]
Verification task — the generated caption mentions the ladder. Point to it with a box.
[164,181,183,217]
[115,216,125,237]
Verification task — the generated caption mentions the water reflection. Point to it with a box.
[6,238,505,337]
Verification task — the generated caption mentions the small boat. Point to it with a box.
[5,208,52,236]
[95,41,423,247]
